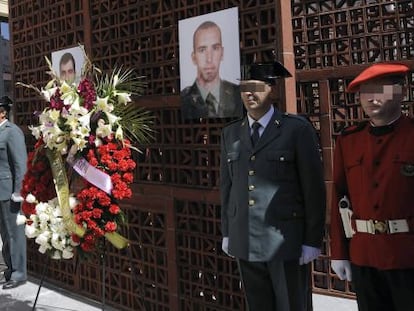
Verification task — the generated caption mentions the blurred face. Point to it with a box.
[359,78,404,123]
[240,80,273,120]
[192,26,223,86]
[0,109,6,122]
[60,60,75,82]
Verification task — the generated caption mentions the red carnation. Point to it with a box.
[92,208,103,218]
[109,204,120,214]
[104,221,117,232]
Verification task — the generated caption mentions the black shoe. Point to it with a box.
[2,279,27,289]
[0,274,8,284]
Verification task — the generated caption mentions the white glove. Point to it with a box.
[299,245,321,265]
[331,259,352,281]
[222,237,230,256]
[11,193,24,202]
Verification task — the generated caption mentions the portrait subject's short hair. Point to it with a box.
[192,21,222,51]
[59,52,76,70]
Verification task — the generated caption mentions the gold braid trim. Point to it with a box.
[46,149,85,237]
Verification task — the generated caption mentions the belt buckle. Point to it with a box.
[388,219,409,233]
[374,220,388,234]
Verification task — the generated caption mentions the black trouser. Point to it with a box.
[351,264,414,311]
[238,259,311,311]
[0,200,27,281]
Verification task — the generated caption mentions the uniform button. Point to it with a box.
[248,185,255,191]
[280,156,285,161]
[249,199,255,206]
[248,170,255,176]
[250,155,256,161]
[377,139,383,144]
[373,205,379,209]
[373,181,379,188]
[374,159,380,166]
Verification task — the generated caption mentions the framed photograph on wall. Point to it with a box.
[179,7,242,119]
[51,45,85,84]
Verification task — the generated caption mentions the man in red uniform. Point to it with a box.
[330,63,414,311]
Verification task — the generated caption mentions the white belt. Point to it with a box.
[354,219,410,234]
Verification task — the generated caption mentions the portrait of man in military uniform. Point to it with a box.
[178,8,243,120]
[51,45,84,84]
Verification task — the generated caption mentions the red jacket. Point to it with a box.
[330,115,414,270]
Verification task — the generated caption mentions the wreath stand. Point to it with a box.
[31,244,145,311]
[32,256,49,311]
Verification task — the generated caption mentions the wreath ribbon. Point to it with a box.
[67,155,113,194]
[46,149,85,237]
[56,152,129,249]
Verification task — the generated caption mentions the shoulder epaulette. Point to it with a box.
[282,112,309,123]
[341,121,368,136]
[181,86,192,96]
[223,116,245,128]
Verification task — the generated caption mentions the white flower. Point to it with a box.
[25,224,38,238]
[94,137,103,147]
[41,86,58,102]
[62,90,81,111]
[105,112,120,125]
[78,111,92,129]
[95,96,113,113]
[62,247,74,259]
[72,136,88,151]
[26,193,37,204]
[35,231,51,246]
[38,211,50,223]
[48,109,61,122]
[29,125,42,140]
[23,195,77,260]
[116,92,131,105]
[113,74,119,87]
[16,214,27,226]
[96,119,112,138]
[35,202,48,214]
[38,244,50,254]
[51,233,63,250]
[65,113,80,129]
[115,126,124,141]
[69,196,78,208]
[51,250,62,260]
[59,81,72,94]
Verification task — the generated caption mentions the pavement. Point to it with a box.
[0,275,358,311]
[0,273,121,311]
[0,242,358,311]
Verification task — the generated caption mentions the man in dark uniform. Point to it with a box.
[0,96,28,289]
[181,21,243,119]
[220,62,326,311]
[330,63,414,311]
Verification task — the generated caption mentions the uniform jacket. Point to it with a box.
[0,120,27,200]
[220,109,326,261]
[181,80,243,119]
[330,115,414,270]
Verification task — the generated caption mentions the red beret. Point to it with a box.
[347,63,409,93]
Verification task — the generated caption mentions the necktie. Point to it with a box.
[251,122,261,146]
[205,93,217,116]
